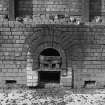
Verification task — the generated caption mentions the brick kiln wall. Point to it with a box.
[0,22,105,88]
[1,0,105,21]
[72,25,105,88]
[0,22,27,85]
[0,0,105,88]
[32,0,82,15]
[0,0,84,21]
[15,0,82,16]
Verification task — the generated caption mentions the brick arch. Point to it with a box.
[33,42,67,71]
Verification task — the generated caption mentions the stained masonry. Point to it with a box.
[0,0,104,88]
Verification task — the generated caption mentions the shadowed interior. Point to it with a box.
[40,48,60,56]
[39,71,60,83]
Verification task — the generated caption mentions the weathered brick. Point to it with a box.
[0,0,105,89]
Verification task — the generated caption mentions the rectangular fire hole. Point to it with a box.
[38,71,60,83]
[84,80,96,88]
[5,80,17,84]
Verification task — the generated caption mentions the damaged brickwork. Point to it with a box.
[0,0,104,88]
[0,22,104,88]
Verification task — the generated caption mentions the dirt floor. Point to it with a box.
[0,84,105,105]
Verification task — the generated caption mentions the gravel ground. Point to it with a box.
[0,85,105,105]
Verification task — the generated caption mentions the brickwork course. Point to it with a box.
[0,0,104,88]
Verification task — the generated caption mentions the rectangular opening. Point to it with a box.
[44,64,49,69]
[15,0,33,18]
[89,0,102,22]
[52,64,56,69]
[84,80,96,88]
[5,80,17,84]
[39,71,60,83]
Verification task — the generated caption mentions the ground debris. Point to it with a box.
[0,86,105,105]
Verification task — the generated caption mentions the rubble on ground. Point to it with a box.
[0,85,105,105]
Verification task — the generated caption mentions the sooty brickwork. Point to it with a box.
[0,0,86,22]
[0,0,105,88]
[0,22,105,88]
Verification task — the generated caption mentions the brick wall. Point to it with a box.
[0,22,26,85]
[0,21,105,88]
[32,0,82,15]
[32,0,83,23]
[0,0,105,88]
[71,25,105,88]
[0,0,83,21]
[1,0,105,22]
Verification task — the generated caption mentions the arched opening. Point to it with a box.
[38,48,62,85]
[39,48,61,70]
[40,48,60,56]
